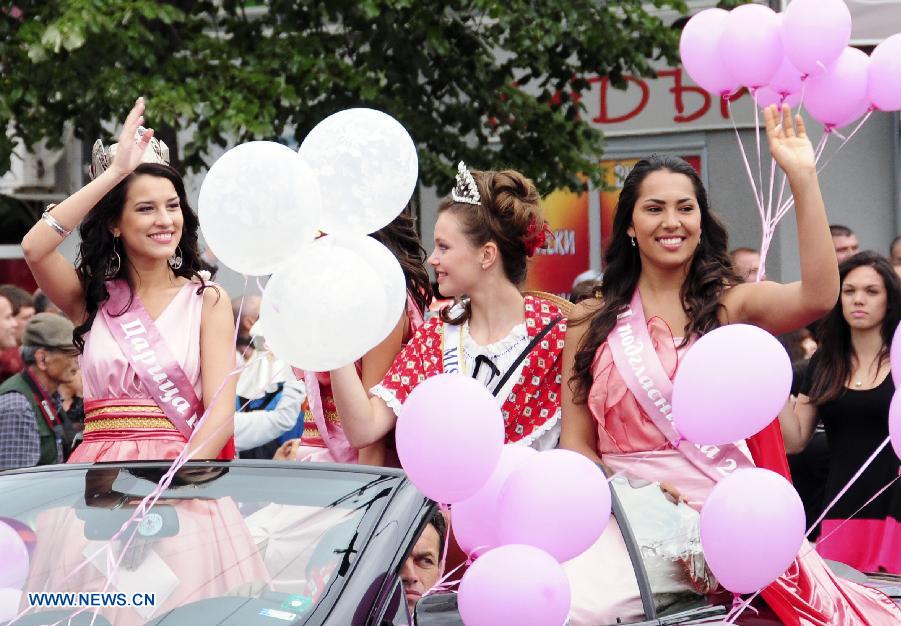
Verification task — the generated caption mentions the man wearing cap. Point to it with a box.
[0,313,79,469]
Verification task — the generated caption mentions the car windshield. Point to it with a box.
[0,462,402,626]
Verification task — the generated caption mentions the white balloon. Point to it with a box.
[299,108,418,236]
[338,234,407,341]
[199,141,322,276]
[260,236,398,371]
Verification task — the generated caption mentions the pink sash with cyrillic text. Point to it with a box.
[607,290,752,482]
[101,280,201,441]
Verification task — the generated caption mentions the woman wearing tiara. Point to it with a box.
[329,163,567,453]
[560,105,901,624]
[22,98,236,461]
[274,211,434,466]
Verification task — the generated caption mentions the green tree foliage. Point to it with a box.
[1,1,690,192]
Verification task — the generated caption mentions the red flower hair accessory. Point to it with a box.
[524,216,551,257]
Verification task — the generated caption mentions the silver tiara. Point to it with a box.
[451,161,480,205]
[89,126,170,179]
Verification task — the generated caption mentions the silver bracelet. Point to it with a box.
[41,204,72,238]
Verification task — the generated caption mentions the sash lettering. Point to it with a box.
[101,280,201,439]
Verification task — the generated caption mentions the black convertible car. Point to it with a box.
[0,461,897,625]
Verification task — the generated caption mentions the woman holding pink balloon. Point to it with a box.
[561,105,901,624]
[330,163,567,455]
[780,252,900,574]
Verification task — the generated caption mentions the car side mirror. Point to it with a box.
[413,592,463,625]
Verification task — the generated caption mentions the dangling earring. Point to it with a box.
[105,237,121,279]
[630,236,636,248]
[168,245,183,270]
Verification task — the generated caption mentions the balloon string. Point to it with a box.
[752,89,765,212]
[801,472,901,559]
[769,133,830,226]
[717,437,891,625]
[816,109,873,174]
[233,276,248,349]
[804,436,891,538]
[772,110,869,227]
[422,560,468,596]
[45,360,250,626]
[728,98,765,223]
[725,592,760,623]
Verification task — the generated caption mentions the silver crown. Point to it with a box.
[89,127,170,179]
[451,161,481,205]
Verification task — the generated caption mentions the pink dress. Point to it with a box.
[69,281,203,462]
[573,317,901,626]
[25,281,269,624]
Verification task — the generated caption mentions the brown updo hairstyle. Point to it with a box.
[438,168,548,325]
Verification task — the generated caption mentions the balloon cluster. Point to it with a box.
[198,108,418,370]
[395,374,612,626]
[0,518,31,621]
[672,325,806,594]
[680,1,901,130]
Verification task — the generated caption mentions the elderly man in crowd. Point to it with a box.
[0,313,78,469]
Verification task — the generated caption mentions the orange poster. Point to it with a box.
[525,186,590,297]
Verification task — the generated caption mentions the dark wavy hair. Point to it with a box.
[438,168,547,325]
[806,251,900,404]
[73,163,212,352]
[570,155,740,403]
[369,210,433,316]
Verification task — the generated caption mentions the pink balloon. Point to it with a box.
[496,449,611,562]
[0,521,28,589]
[719,4,783,89]
[396,374,504,503]
[452,445,537,557]
[754,87,801,111]
[679,9,740,96]
[868,34,901,112]
[804,47,871,129]
[458,544,570,626]
[768,56,804,96]
[782,0,852,76]
[672,324,792,446]
[700,468,804,593]
[890,389,901,460]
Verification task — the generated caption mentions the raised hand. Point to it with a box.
[765,104,816,179]
[109,97,155,178]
